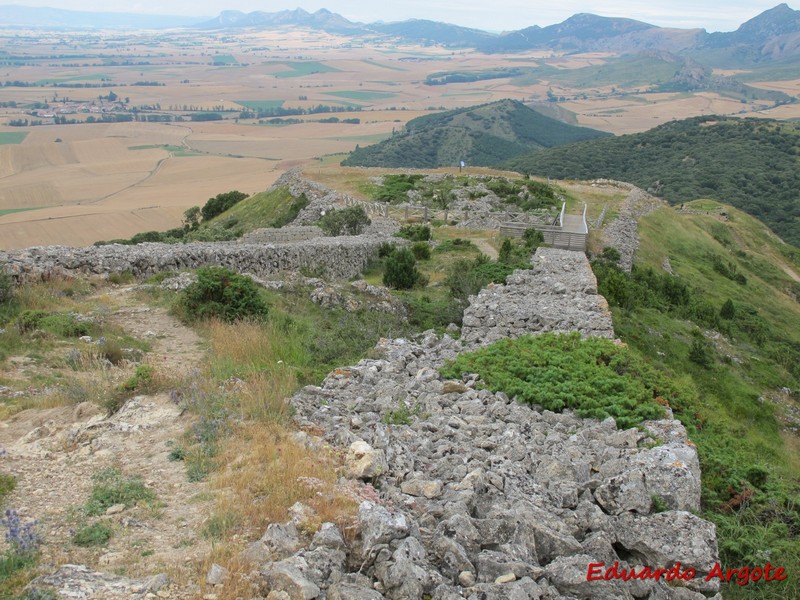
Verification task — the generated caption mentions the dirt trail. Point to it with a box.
[474,238,498,260]
[0,288,210,597]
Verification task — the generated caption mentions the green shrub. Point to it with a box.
[404,294,465,330]
[0,473,16,506]
[689,335,714,368]
[411,241,431,261]
[498,238,514,263]
[396,224,431,242]
[720,299,736,320]
[435,238,476,253]
[38,314,90,338]
[16,310,46,333]
[372,174,423,203]
[183,227,242,243]
[72,522,112,547]
[382,400,421,425]
[440,332,669,429]
[445,256,516,301]
[600,246,621,263]
[84,467,156,516]
[383,248,424,290]
[523,228,545,250]
[378,242,397,258]
[120,365,155,393]
[318,206,371,236]
[179,267,268,323]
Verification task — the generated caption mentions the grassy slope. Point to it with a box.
[598,201,800,598]
[206,187,296,232]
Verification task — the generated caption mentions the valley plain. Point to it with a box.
[1,25,798,248]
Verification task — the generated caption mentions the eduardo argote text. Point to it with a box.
[587,561,787,586]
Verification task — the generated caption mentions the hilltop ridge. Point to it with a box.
[342,99,611,169]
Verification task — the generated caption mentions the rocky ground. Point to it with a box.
[1,249,720,600]
[0,289,213,599]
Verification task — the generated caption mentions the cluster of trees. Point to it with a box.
[238,104,362,120]
[425,67,528,85]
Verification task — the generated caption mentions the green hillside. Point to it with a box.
[591,200,800,598]
[508,115,800,246]
[342,99,610,169]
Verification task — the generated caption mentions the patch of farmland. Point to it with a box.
[235,100,286,110]
[563,92,762,134]
[0,142,79,177]
[267,61,341,78]
[362,59,406,71]
[0,181,61,209]
[0,157,280,248]
[34,73,112,84]
[211,55,238,65]
[323,90,399,101]
[0,131,27,144]
[0,207,42,216]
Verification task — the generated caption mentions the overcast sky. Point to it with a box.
[6,1,791,32]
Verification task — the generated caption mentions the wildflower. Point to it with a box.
[1,509,42,556]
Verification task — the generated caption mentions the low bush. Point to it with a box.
[445,256,516,301]
[318,206,371,236]
[84,467,156,516]
[396,224,431,242]
[440,332,671,429]
[72,522,112,547]
[179,267,268,323]
[411,241,431,261]
[0,473,16,506]
[434,238,477,253]
[16,311,91,338]
[383,248,424,290]
[38,314,90,338]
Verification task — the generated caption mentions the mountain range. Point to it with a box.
[2,4,800,63]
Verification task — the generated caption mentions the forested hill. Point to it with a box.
[507,116,800,246]
[341,99,610,169]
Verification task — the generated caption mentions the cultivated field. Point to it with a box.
[0,26,797,248]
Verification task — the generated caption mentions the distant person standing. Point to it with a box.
[459,160,465,173]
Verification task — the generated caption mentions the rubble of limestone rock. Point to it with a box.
[258,247,719,600]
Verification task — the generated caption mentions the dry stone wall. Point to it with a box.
[599,183,666,272]
[0,235,388,282]
[259,247,719,600]
[462,248,615,346]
